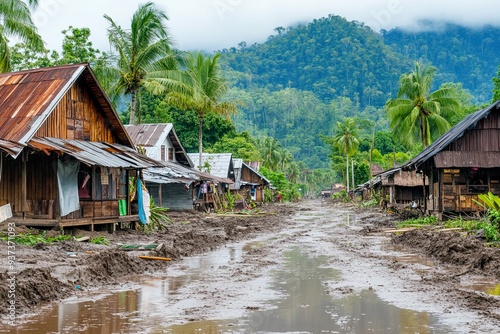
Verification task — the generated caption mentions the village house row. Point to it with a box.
[357,100,500,219]
[0,64,270,232]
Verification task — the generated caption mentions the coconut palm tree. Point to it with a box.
[0,0,44,72]
[103,1,183,124]
[166,52,238,169]
[386,61,460,148]
[332,118,359,192]
[257,136,282,170]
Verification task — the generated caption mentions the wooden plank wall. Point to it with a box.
[34,78,118,143]
[0,156,23,214]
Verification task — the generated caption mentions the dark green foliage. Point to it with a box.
[353,161,370,186]
[493,65,500,103]
[382,23,500,104]
[208,131,261,162]
[220,15,406,107]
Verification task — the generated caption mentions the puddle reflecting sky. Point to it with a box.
[2,245,454,334]
[232,247,451,334]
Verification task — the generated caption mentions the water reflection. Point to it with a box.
[238,247,451,333]
[2,245,454,333]
[461,277,500,296]
[2,290,141,334]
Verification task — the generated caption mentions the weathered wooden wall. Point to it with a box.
[34,77,118,143]
[447,115,500,152]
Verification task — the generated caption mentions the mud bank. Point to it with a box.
[0,204,296,316]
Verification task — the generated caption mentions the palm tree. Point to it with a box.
[332,118,359,192]
[103,1,183,124]
[0,0,44,72]
[386,61,460,148]
[167,52,238,169]
[257,136,281,170]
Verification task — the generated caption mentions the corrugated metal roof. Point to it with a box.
[0,64,133,157]
[125,123,193,167]
[405,101,500,170]
[29,137,162,168]
[125,123,172,147]
[144,160,233,184]
[187,153,234,179]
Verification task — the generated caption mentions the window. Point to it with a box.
[161,145,166,161]
[168,148,174,161]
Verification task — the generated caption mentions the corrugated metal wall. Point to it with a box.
[147,183,194,211]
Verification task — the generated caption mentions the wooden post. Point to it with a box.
[21,151,27,219]
[438,169,442,213]
[159,184,163,207]
[423,170,427,213]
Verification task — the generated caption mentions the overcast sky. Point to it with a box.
[33,0,500,53]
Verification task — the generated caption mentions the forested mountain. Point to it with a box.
[382,23,500,104]
[219,15,500,168]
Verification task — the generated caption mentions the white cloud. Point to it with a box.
[34,0,500,53]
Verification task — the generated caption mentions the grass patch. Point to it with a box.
[396,215,438,228]
[0,230,73,246]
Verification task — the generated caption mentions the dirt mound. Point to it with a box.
[0,203,297,315]
[0,268,72,313]
[392,229,500,278]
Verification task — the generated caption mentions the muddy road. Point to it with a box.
[2,199,500,333]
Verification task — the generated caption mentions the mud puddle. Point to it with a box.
[4,243,452,333]
[3,201,498,333]
[164,247,452,333]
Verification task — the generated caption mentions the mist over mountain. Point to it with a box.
[219,15,500,168]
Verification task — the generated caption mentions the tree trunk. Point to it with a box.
[130,89,137,125]
[198,115,204,171]
[346,154,349,193]
[369,124,375,178]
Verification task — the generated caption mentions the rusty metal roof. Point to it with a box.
[29,137,162,169]
[0,64,133,157]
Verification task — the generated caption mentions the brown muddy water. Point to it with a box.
[2,243,453,333]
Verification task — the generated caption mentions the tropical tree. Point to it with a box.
[332,118,359,191]
[103,1,182,124]
[493,65,500,103]
[386,61,460,148]
[257,136,282,170]
[0,0,43,72]
[167,52,238,169]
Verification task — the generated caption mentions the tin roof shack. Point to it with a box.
[404,101,500,216]
[375,168,427,207]
[230,158,270,204]
[125,123,198,211]
[187,153,235,211]
[0,64,160,231]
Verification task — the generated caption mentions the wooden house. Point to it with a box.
[371,168,427,206]
[187,153,234,210]
[230,158,270,203]
[125,123,198,211]
[404,101,500,216]
[0,64,160,231]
